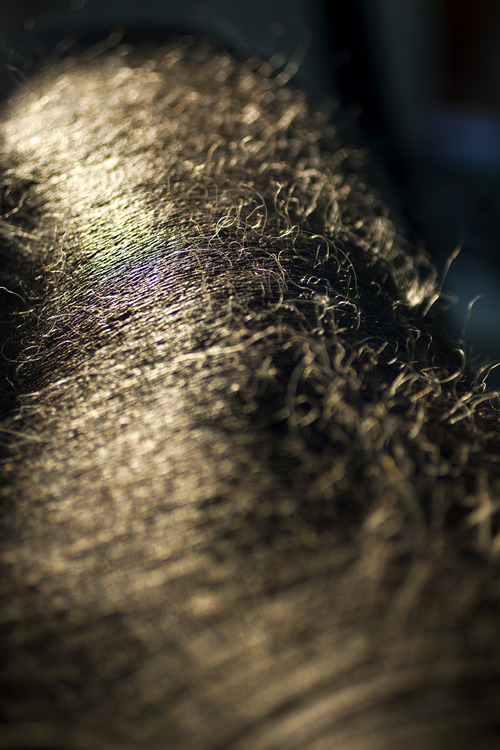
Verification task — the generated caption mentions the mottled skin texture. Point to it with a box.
[0,38,499,749]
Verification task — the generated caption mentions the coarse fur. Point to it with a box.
[0,37,499,749]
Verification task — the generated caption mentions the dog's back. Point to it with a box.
[0,38,499,749]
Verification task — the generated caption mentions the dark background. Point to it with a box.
[1,0,499,387]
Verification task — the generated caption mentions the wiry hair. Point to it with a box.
[0,37,499,750]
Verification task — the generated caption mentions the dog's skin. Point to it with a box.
[0,36,499,750]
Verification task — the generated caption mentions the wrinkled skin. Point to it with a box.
[0,38,499,750]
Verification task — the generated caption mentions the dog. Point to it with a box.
[0,29,499,750]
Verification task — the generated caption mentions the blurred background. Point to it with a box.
[1,0,499,387]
